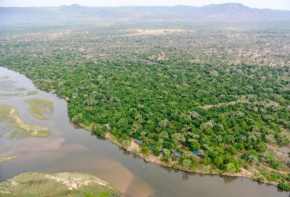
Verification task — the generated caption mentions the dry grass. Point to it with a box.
[25,98,54,120]
[0,172,121,197]
[0,104,50,139]
[27,91,39,96]
[17,87,27,91]
[0,155,21,164]
[0,93,24,99]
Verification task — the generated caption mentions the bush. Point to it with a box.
[226,163,236,173]
[141,147,150,156]
[257,176,265,183]
[153,149,160,156]
[278,181,290,191]
[93,129,105,138]
[122,139,131,147]
[183,159,192,169]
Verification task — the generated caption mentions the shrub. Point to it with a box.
[278,180,290,191]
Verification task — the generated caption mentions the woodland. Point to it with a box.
[0,21,289,190]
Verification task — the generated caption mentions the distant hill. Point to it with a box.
[1,3,290,24]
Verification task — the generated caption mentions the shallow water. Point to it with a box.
[0,66,289,197]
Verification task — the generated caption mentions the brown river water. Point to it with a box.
[0,67,289,197]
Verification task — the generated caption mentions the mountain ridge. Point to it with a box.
[1,3,290,24]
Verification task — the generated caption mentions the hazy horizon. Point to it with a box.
[1,0,290,11]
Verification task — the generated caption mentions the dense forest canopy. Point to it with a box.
[0,21,290,190]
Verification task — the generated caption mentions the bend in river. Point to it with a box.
[0,67,288,197]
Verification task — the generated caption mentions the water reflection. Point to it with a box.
[223,176,238,184]
[122,149,131,155]
[182,172,189,180]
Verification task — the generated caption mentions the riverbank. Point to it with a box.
[1,66,288,197]
[0,172,121,197]
[104,133,279,186]
[78,123,287,189]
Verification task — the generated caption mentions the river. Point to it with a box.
[0,67,288,197]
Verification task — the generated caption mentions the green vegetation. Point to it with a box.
[25,98,54,120]
[27,91,39,96]
[0,155,21,164]
[0,93,24,99]
[0,172,120,197]
[0,104,50,139]
[0,77,25,98]
[0,22,289,189]
[17,87,27,91]
[0,77,14,91]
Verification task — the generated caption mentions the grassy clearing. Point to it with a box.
[0,155,21,164]
[0,172,120,197]
[27,91,39,96]
[25,98,54,120]
[0,104,50,139]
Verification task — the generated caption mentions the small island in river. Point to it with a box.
[25,98,54,120]
[0,104,50,139]
[0,172,121,197]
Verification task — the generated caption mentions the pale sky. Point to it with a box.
[0,0,289,11]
